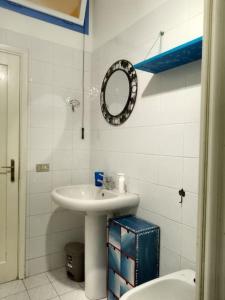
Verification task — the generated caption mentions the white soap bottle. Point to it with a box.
[117,173,126,194]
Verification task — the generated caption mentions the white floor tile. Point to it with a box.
[4,291,29,300]
[0,280,25,299]
[28,283,57,300]
[60,290,86,300]
[46,268,67,283]
[51,277,80,296]
[23,273,50,290]
[79,282,84,289]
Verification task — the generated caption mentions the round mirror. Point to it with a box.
[100,60,138,126]
[105,70,129,116]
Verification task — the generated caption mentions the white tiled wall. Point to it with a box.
[0,0,203,279]
[90,0,203,275]
[0,28,91,276]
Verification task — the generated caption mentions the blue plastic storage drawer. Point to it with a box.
[108,244,121,274]
[107,215,160,299]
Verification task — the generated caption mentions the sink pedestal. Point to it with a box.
[85,214,107,300]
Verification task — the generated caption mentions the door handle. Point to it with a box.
[1,159,15,182]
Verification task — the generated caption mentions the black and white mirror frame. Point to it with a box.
[100,60,138,126]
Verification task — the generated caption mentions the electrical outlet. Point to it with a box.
[36,163,50,172]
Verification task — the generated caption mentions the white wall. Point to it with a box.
[92,0,168,49]
[0,15,91,275]
[91,0,203,275]
[0,6,92,51]
[0,0,203,278]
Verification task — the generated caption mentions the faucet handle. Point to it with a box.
[103,176,115,190]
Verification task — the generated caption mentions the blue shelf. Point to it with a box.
[134,36,203,74]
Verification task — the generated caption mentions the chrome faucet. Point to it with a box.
[103,176,115,190]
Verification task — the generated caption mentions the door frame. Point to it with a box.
[0,44,28,279]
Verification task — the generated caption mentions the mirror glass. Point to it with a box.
[100,59,138,126]
[105,70,129,116]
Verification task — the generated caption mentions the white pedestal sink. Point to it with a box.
[51,184,139,300]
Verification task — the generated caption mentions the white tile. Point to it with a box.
[28,283,57,300]
[53,66,81,90]
[157,125,184,157]
[49,210,84,233]
[182,192,198,228]
[73,130,90,151]
[60,291,79,300]
[183,123,200,157]
[27,256,49,276]
[5,31,31,49]
[4,291,29,300]
[29,172,52,194]
[30,83,53,105]
[181,257,196,271]
[29,128,52,150]
[188,0,204,18]
[183,158,199,193]
[72,151,90,169]
[51,276,80,295]
[46,267,67,283]
[30,100,53,129]
[60,290,88,300]
[160,218,182,255]
[181,87,201,123]
[50,229,83,254]
[53,44,74,67]
[29,214,51,237]
[188,14,204,40]
[29,193,52,216]
[157,156,183,188]
[181,225,197,262]
[23,273,50,290]
[31,38,53,63]
[29,149,52,172]
[53,130,73,151]
[52,171,72,188]
[71,170,90,185]
[129,154,157,183]
[155,186,182,223]
[160,247,181,276]
[72,49,83,70]
[53,151,73,171]
[161,23,188,53]
[0,281,25,299]
[53,106,73,130]
[31,60,53,85]
[27,235,51,259]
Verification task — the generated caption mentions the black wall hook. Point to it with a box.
[178,188,185,204]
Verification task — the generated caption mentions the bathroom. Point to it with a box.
[0,0,224,299]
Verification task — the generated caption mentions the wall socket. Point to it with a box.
[36,163,50,172]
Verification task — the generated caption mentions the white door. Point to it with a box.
[0,51,20,283]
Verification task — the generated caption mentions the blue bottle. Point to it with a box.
[95,171,104,187]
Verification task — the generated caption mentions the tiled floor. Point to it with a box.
[0,268,94,300]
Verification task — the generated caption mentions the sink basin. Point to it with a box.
[121,270,195,300]
[51,184,139,300]
[51,184,139,213]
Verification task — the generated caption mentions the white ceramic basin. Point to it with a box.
[51,184,139,300]
[121,270,195,300]
[51,184,139,213]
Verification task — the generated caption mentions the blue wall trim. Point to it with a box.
[0,0,89,34]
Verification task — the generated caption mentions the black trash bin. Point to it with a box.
[64,242,84,282]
